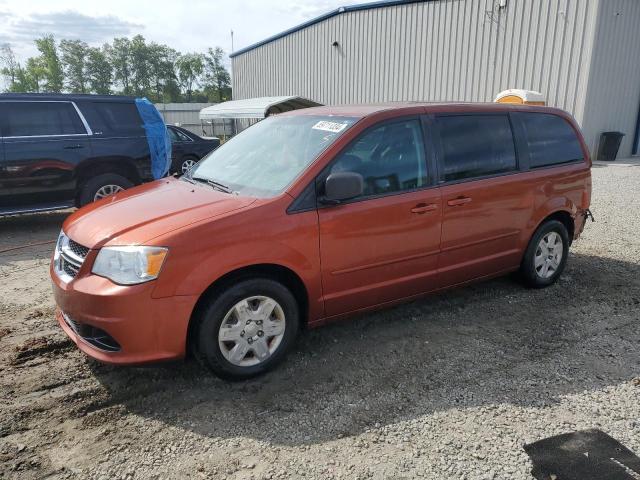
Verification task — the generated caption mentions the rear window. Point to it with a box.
[436,115,517,182]
[517,113,584,168]
[88,102,144,135]
[2,101,86,137]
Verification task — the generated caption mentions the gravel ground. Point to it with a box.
[1,162,639,479]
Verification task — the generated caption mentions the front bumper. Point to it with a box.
[52,263,197,365]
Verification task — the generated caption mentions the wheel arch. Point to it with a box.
[186,263,309,356]
[76,157,141,187]
[533,209,575,245]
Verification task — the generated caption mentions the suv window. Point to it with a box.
[517,113,584,168]
[436,115,517,182]
[330,119,427,197]
[2,101,86,137]
[89,102,143,135]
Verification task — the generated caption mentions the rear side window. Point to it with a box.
[168,128,180,142]
[517,113,584,168]
[89,102,144,135]
[169,127,191,142]
[2,101,86,137]
[330,119,427,197]
[436,115,517,182]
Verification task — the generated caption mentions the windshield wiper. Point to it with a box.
[191,176,233,194]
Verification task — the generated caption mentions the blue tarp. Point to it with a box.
[135,98,171,179]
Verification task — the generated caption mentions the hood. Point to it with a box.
[63,177,256,248]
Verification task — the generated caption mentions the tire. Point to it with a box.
[180,156,198,175]
[520,219,570,288]
[78,173,134,207]
[194,278,300,380]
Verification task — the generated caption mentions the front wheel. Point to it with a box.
[194,278,300,380]
[520,219,570,288]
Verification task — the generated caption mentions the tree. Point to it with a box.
[60,39,88,93]
[129,35,151,96]
[110,37,132,94]
[2,34,231,102]
[34,35,64,92]
[24,57,47,92]
[86,46,112,94]
[147,43,178,102]
[203,47,231,102]
[0,45,38,93]
[0,43,20,90]
[176,53,203,102]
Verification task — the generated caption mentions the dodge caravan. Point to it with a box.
[51,103,592,379]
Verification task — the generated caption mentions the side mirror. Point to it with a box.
[322,171,364,204]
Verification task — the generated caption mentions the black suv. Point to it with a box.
[0,94,161,215]
[167,125,220,174]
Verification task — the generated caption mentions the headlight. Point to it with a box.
[92,246,168,285]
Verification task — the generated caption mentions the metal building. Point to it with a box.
[231,0,640,157]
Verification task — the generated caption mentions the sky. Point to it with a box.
[0,0,360,63]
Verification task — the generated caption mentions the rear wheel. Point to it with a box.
[180,156,198,174]
[194,278,299,380]
[520,219,570,288]
[78,173,134,206]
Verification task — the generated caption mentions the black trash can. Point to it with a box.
[596,131,625,161]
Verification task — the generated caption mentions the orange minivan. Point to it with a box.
[51,103,592,379]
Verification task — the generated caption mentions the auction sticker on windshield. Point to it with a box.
[312,121,348,133]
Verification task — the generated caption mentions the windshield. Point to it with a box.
[188,115,358,197]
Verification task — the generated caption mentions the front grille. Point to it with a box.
[61,256,80,277]
[67,239,89,259]
[62,312,121,352]
[54,233,89,281]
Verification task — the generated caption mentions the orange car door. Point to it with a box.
[318,117,442,317]
[433,113,531,287]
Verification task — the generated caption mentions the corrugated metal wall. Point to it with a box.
[232,0,640,156]
[581,0,640,157]
[155,103,213,135]
[155,103,234,137]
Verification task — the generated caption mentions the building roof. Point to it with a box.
[229,0,425,58]
[199,96,322,120]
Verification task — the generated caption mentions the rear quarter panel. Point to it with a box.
[76,100,153,181]
[521,162,591,244]
[522,109,592,242]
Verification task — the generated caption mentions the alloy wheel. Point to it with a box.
[94,184,124,201]
[181,159,196,174]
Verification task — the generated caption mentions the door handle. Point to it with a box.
[64,144,84,150]
[411,203,438,214]
[447,196,472,207]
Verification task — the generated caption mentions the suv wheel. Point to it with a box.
[79,173,134,207]
[520,219,570,288]
[194,278,299,380]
